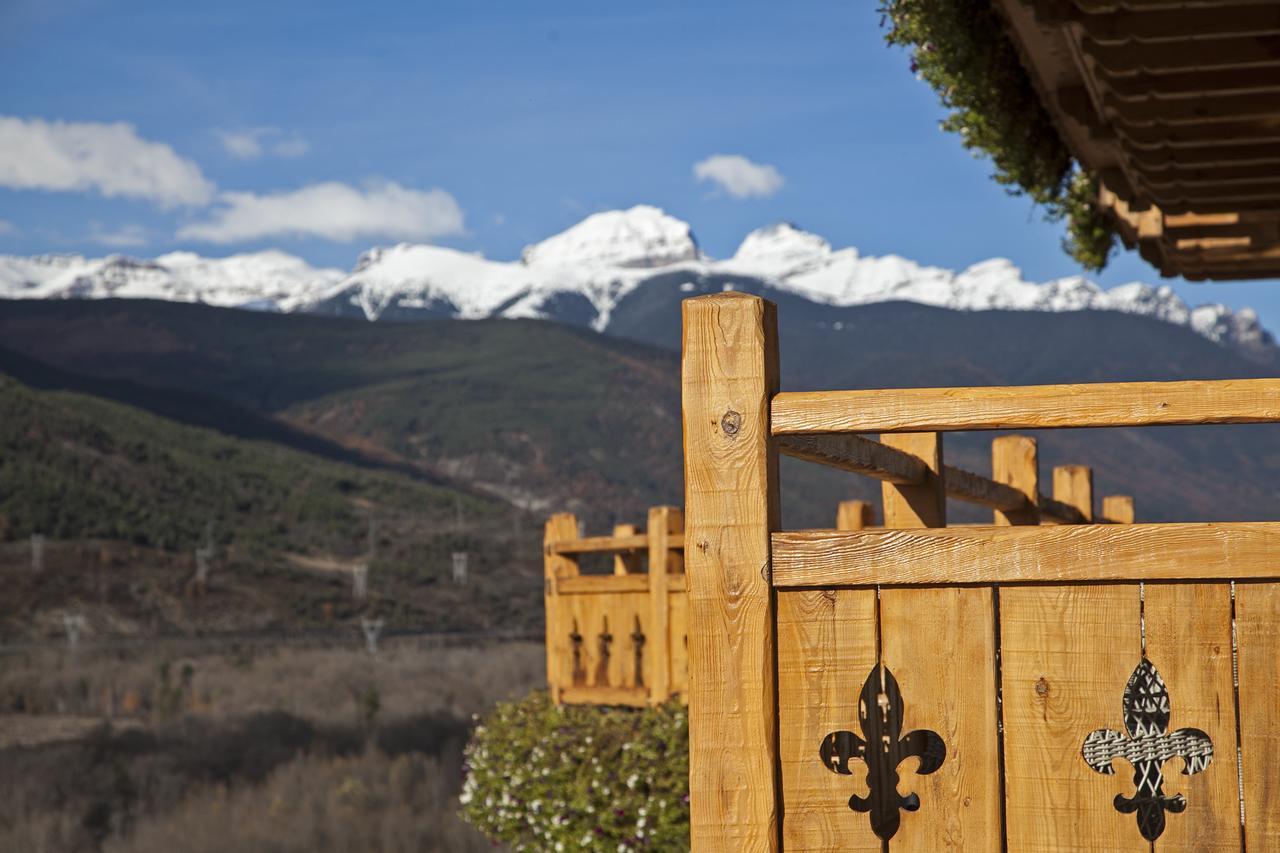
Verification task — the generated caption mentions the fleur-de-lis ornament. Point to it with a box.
[820,665,946,841]
[1082,658,1213,842]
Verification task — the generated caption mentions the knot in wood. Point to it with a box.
[720,409,742,436]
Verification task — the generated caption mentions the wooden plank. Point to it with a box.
[681,292,781,851]
[1053,466,1094,523]
[880,433,945,528]
[770,523,1280,587]
[668,587,689,700]
[880,586,1001,852]
[770,377,1280,434]
[613,523,642,574]
[1143,583,1241,851]
[559,685,649,707]
[544,512,580,704]
[992,435,1039,525]
[778,433,925,484]
[558,574,649,595]
[1001,585,1147,852]
[777,588,880,851]
[943,464,1028,512]
[648,505,682,704]
[1101,496,1135,524]
[550,533,649,554]
[835,499,875,531]
[1237,582,1280,851]
[1038,495,1088,525]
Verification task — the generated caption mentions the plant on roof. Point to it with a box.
[880,0,1115,271]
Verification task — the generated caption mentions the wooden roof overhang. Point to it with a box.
[995,0,1280,280]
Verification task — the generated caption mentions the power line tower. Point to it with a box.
[451,551,469,586]
[360,616,384,657]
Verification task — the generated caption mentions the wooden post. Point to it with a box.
[544,513,580,705]
[835,499,875,530]
[681,293,781,851]
[992,435,1040,526]
[613,523,641,574]
[879,433,946,527]
[1053,465,1094,522]
[647,506,683,704]
[1102,495,1134,524]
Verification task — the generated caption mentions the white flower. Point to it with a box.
[626,774,639,790]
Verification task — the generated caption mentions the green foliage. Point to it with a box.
[460,691,689,851]
[880,1,1116,271]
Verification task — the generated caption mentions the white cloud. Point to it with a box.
[693,154,784,199]
[218,127,309,160]
[0,116,215,207]
[177,180,465,243]
[89,222,149,247]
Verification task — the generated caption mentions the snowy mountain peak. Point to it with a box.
[732,223,835,278]
[520,205,699,269]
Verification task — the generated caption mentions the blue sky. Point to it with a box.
[4,0,1280,328]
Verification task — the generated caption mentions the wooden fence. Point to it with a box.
[544,506,686,706]
[681,292,1280,851]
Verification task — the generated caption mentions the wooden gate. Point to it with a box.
[681,292,1280,851]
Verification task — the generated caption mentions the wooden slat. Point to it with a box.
[770,377,1280,434]
[835,499,875,531]
[1052,465,1094,523]
[1001,585,1146,851]
[1237,582,1280,851]
[943,464,1028,512]
[647,505,682,703]
[544,512,580,704]
[777,589,880,851]
[558,574,649,595]
[778,433,925,484]
[549,533,649,554]
[613,523,642,574]
[1143,583,1241,851]
[668,586,689,700]
[881,586,1002,851]
[770,523,1280,587]
[1038,495,1087,525]
[682,292,780,851]
[558,684,649,707]
[992,435,1039,525]
[1101,495,1135,525]
[880,433,945,528]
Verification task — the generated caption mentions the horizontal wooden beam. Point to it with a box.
[559,573,686,594]
[1100,66,1280,101]
[558,685,649,707]
[549,534,649,554]
[1083,36,1280,76]
[771,378,1280,434]
[777,433,925,484]
[1037,494,1088,525]
[1073,5,1280,43]
[943,465,1028,512]
[770,522,1280,587]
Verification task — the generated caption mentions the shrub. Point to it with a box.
[460,691,689,851]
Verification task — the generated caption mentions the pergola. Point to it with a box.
[996,1,1280,280]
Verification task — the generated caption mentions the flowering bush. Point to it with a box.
[460,691,689,851]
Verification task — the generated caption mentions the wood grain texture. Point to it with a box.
[648,506,682,704]
[943,464,1029,512]
[1001,585,1148,852]
[880,587,1002,852]
[770,523,1280,587]
[1237,582,1280,851]
[1101,496,1135,525]
[992,435,1040,526]
[1052,465,1094,523]
[1143,583,1242,851]
[543,513,580,704]
[559,590,650,693]
[681,293,780,852]
[558,685,649,706]
[835,499,875,531]
[778,433,924,484]
[668,587,689,701]
[880,433,946,528]
[550,533,649,554]
[776,589,880,852]
[558,574,649,595]
[771,377,1280,434]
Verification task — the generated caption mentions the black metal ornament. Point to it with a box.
[1082,658,1213,842]
[820,664,946,841]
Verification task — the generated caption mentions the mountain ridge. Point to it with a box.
[1,205,1273,360]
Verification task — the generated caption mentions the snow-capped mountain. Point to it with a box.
[0,205,1272,358]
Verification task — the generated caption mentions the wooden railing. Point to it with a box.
[543,507,685,706]
[681,292,1280,852]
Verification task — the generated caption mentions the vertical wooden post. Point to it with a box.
[835,499,875,530]
[682,293,781,852]
[880,433,946,527]
[1053,465,1094,522]
[544,513,580,705]
[992,435,1040,526]
[647,505,683,704]
[613,523,641,574]
[1102,495,1134,524]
